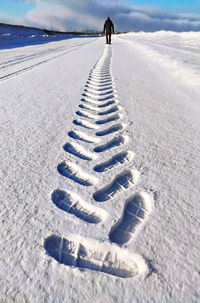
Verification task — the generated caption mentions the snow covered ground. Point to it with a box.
[0,31,200,302]
[0,23,94,49]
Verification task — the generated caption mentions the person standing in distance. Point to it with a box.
[103,17,114,44]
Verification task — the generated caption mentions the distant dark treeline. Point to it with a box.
[0,23,101,36]
[0,23,128,36]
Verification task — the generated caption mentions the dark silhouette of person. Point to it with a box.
[103,17,114,44]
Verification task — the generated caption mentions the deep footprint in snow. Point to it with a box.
[88,75,112,81]
[98,105,119,116]
[83,89,116,97]
[93,169,140,202]
[85,84,114,92]
[98,100,117,108]
[79,103,99,112]
[95,114,120,125]
[86,81,113,87]
[80,99,116,109]
[88,77,112,83]
[63,142,97,161]
[80,97,101,105]
[89,72,111,77]
[87,79,113,85]
[68,130,100,143]
[76,110,98,120]
[94,151,134,173]
[44,235,146,278]
[73,118,99,130]
[95,123,124,137]
[82,93,115,102]
[57,161,98,186]
[52,189,107,224]
[88,73,112,78]
[81,95,115,104]
[109,193,153,244]
[94,135,128,153]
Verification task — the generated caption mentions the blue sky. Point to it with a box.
[0,0,33,19]
[1,0,200,19]
[127,0,199,12]
[0,0,200,31]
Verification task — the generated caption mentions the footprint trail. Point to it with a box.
[44,44,154,279]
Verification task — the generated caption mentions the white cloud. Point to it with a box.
[21,0,200,32]
[26,2,103,31]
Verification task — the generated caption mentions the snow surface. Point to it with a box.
[0,23,93,49]
[0,30,200,302]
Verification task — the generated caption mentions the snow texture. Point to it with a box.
[0,28,200,302]
[0,23,95,49]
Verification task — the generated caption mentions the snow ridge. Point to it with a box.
[44,45,153,278]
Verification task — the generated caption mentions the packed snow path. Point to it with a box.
[45,45,152,279]
[0,34,200,302]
